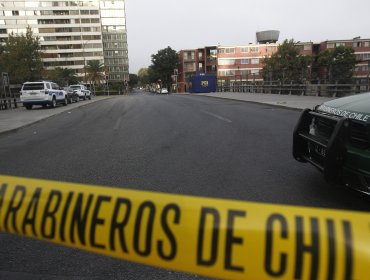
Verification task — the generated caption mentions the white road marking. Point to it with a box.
[113,117,123,130]
[201,110,232,123]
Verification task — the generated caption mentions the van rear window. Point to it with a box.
[22,83,45,90]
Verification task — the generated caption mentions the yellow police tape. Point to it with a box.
[0,175,369,280]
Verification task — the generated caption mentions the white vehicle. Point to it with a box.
[156,87,168,94]
[69,85,91,100]
[20,81,68,110]
[159,87,169,94]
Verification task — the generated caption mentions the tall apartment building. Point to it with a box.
[0,0,129,83]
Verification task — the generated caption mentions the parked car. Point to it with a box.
[20,81,68,110]
[293,92,370,195]
[156,87,168,94]
[69,84,91,100]
[64,87,79,104]
[160,87,169,94]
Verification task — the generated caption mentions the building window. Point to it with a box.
[12,10,19,16]
[240,70,250,76]
[251,58,259,64]
[327,43,334,48]
[218,59,235,65]
[219,48,235,54]
[250,47,259,52]
[353,42,361,48]
[303,44,312,51]
[335,42,345,47]
[240,59,249,64]
[241,47,249,53]
[225,48,235,53]
[365,42,370,48]
[266,46,277,52]
[363,53,370,59]
[218,70,235,76]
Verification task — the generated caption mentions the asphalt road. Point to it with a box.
[0,91,369,279]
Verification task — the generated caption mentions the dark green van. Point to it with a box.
[293,92,370,195]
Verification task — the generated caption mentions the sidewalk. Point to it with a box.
[0,96,113,135]
[195,92,336,110]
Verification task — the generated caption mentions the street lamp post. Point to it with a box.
[81,39,92,85]
[237,66,240,92]
[106,72,110,96]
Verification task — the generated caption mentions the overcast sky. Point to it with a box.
[126,0,370,73]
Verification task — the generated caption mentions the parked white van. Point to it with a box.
[20,81,67,110]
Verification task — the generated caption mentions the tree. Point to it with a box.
[85,60,105,86]
[137,67,150,87]
[317,45,356,83]
[149,46,178,89]
[44,67,79,86]
[128,74,138,88]
[0,27,43,84]
[263,39,312,83]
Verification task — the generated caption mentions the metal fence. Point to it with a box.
[216,80,370,97]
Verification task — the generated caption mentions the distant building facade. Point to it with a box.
[217,43,278,83]
[319,38,370,82]
[178,36,370,92]
[0,0,129,82]
[178,46,217,92]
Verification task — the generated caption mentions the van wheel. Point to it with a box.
[50,97,57,108]
[25,105,32,110]
[63,97,68,106]
[68,97,73,104]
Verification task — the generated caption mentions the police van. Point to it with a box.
[20,81,68,110]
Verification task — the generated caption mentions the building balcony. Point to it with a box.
[183,58,196,62]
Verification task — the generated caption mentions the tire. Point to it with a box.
[68,96,73,104]
[83,94,86,101]
[25,105,32,110]
[63,97,68,106]
[88,95,91,100]
[50,97,57,108]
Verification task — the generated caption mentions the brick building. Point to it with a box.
[177,46,217,92]
[319,38,370,82]
[217,43,278,83]
[177,36,370,92]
